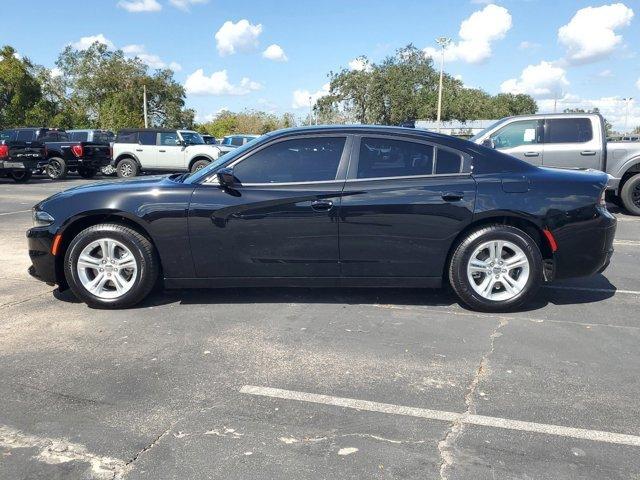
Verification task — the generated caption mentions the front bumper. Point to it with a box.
[27,227,58,286]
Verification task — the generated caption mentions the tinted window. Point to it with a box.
[16,130,36,142]
[435,148,462,174]
[0,130,16,142]
[357,137,434,179]
[546,118,593,143]
[138,131,157,145]
[233,137,345,184]
[231,137,245,146]
[93,131,114,144]
[69,132,88,142]
[159,132,180,146]
[491,120,539,149]
[180,131,204,145]
[116,131,138,143]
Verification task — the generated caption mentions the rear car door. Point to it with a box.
[542,117,601,169]
[135,131,158,169]
[489,119,544,165]
[188,135,351,279]
[339,135,476,279]
[157,131,185,170]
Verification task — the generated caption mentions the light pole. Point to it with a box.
[435,37,451,133]
[623,97,633,132]
[309,96,313,126]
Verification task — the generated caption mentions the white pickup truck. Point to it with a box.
[112,129,222,178]
[470,113,640,215]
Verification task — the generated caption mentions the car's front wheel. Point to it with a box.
[64,224,159,308]
[190,159,210,173]
[449,225,542,312]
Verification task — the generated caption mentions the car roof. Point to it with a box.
[117,128,176,134]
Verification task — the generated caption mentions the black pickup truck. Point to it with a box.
[0,130,45,183]
[2,128,111,180]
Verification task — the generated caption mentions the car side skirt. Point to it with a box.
[163,276,443,289]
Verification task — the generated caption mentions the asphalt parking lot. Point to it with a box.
[1,176,639,480]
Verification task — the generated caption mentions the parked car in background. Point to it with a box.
[28,125,615,311]
[470,113,640,215]
[218,134,260,156]
[111,128,222,177]
[0,130,45,183]
[201,135,218,145]
[67,129,116,176]
[1,128,111,180]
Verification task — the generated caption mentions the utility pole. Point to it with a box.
[309,96,313,126]
[143,84,149,128]
[623,97,633,132]
[435,37,451,133]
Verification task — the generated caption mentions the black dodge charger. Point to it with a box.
[27,126,616,311]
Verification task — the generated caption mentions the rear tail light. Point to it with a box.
[71,144,84,158]
[109,146,113,159]
[0,145,8,159]
[599,189,607,207]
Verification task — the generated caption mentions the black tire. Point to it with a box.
[78,167,98,179]
[620,173,640,216]
[46,157,68,180]
[117,158,140,178]
[64,223,159,308]
[448,225,543,312]
[190,159,210,173]
[9,169,33,183]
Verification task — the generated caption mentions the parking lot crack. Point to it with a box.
[437,318,508,480]
[117,423,176,478]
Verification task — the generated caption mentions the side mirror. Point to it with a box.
[217,167,237,187]
[482,138,495,149]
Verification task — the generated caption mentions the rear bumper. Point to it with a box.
[553,207,617,279]
[38,157,111,170]
[606,175,620,191]
[27,228,57,286]
[0,158,40,171]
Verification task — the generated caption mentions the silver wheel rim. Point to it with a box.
[121,163,133,177]
[467,240,530,302]
[76,238,138,299]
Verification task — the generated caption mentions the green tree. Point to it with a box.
[0,46,42,128]
[196,110,296,137]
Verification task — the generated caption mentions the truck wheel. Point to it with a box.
[9,170,33,183]
[46,157,68,180]
[449,225,543,312]
[190,159,210,173]
[78,167,98,179]
[620,173,640,216]
[117,158,139,178]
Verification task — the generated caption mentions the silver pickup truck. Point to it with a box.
[470,113,640,215]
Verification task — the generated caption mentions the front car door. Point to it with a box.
[542,117,601,169]
[188,135,351,280]
[339,135,476,281]
[157,131,185,170]
[489,119,544,165]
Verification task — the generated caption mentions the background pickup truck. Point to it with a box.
[0,131,45,183]
[2,128,111,180]
[470,113,640,215]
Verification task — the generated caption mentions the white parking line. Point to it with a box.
[544,285,640,295]
[614,239,640,246]
[241,385,640,447]
[0,209,31,216]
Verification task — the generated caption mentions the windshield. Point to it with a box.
[185,134,265,184]
[179,131,205,145]
[469,118,510,142]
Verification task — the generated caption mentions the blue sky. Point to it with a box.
[3,0,640,130]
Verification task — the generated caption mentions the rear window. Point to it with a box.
[435,148,463,174]
[138,131,157,145]
[16,130,36,142]
[69,131,88,142]
[546,118,593,143]
[117,131,138,143]
[0,131,16,142]
[94,131,114,144]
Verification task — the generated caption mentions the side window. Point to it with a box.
[233,137,346,184]
[159,132,179,146]
[138,131,157,146]
[490,120,540,149]
[435,148,463,174]
[116,131,138,143]
[16,130,36,142]
[70,132,88,142]
[357,137,434,179]
[546,118,593,143]
[0,130,15,142]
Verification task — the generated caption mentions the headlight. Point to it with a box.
[32,210,54,227]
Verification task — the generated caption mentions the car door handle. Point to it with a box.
[524,152,539,157]
[311,199,333,211]
[580,150,596,156]
[135,148,143,152]
[441,192,464,202]
[159,149,166,152]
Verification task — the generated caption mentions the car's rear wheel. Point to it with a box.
[449,225,542,312]
[46,157,68,180]
[117,158,139,178]
[620,173,640,216]
[64,224,159,308]
[78,167,98,179]
[190,159,210,173]
[9,169,32,183]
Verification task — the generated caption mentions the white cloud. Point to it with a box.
[117,0,161,12]
[50,67,62,78]
[122,44,182,71]
[558,3,634,63]
[292,83,330,109]
[262,44,288,62]
[169,0,208,10]
[215,19,262,56]
[70,34,115,50]
[597,69,614,78]
[637,77,640,90]
[500,61,569,99]
[423,4,512,64]
[348,57,371,72]
[518,41,540,50]
[184,69,262,96]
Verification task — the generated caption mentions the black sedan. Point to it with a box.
[27,125,616,311]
